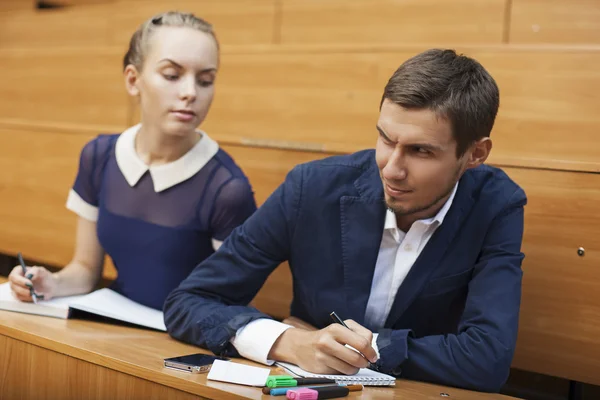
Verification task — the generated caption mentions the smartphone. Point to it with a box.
[163,353,229,374]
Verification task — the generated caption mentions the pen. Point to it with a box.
[329,311,374,369]
[17,252,38,304]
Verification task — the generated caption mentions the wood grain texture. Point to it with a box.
[0,335,206,400]
[205,45,600,172]
[0,47,129,128]
[0,0,34,12]
[507,167,600,385]
[2,44,599,172]
[279,0,506,45]
[111,0,277,48]
[510,0,600,44]
[0,307,516,399]
[0,5,112,49]
[0,127,118,279]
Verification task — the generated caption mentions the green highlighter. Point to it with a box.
[266,375,336,388]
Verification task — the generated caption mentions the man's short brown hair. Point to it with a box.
[382,49,500,157]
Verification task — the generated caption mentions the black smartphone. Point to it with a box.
[163,353,230,374]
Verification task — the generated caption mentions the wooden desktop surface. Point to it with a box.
[0,277,517,399]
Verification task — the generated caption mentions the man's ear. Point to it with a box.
[465,137,492,170]
[124,65,141,97]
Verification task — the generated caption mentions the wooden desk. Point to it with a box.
[0,278,516,399]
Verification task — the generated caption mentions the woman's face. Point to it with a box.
[125,26,219,138]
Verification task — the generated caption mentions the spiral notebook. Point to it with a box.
[275,362,396,386]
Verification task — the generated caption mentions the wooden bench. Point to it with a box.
[278,0,507,45]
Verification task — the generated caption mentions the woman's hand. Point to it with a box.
[8,265,58,302]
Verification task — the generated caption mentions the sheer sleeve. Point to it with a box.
[209,177,257,242]
[66,135,111,221]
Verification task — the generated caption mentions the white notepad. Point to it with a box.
[275,361,396,386]
[0,282,166,331]
[207,360,271,386]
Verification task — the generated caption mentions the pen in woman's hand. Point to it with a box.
[329,311,375,369]
[17,252,38,304]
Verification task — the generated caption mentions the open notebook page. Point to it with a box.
[0,282,86,319]
[275,361,396,386]
[68,288,166,331]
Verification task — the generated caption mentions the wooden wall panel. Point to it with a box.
[508,167,600,385]
[510,0,600,44]
[206,46,600,172]
[0,1,34,12]
[111,0,277,49]
[479,49,600,172]
[3,45,599,172]
[50,0,114,5]
[0,5,112,49]
[0,48,128,129]
[204,49,392,153]
[0,128,92,271]
[279,0,506,45]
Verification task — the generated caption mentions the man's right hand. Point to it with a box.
[268,319,378,375]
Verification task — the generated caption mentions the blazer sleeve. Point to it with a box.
[375,187,527,392]
[163,165,303,356]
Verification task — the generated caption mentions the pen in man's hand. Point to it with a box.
[329,311,375,369]
[17,252,38,304]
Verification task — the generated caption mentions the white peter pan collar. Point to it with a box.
[115,124,219,192]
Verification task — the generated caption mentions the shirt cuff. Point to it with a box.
[372,333,380,361]
[212,239,223,251]
[230,318,293,365]
[66,189,98,222]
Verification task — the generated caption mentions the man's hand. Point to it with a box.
[269,319,377,375]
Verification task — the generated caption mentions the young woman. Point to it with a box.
[9,11,257,310]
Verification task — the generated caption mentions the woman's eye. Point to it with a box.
[198,80,214,87]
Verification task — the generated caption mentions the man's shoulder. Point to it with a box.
[464,164,527,207]
[285,149,377,200]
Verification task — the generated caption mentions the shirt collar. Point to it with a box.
[384,182,459,231]
[115,124,219,192]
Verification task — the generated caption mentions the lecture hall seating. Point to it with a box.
[0,0,599,388]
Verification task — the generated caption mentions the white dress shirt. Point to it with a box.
[231,184,458,365]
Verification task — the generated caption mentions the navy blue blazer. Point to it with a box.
[164,150,527,392]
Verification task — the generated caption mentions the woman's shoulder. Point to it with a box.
[210,147,249,180]
[77,133,120,169]
[80,133,119,157]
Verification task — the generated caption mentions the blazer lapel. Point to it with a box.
[384,174,476,327]
[339,163,386,325]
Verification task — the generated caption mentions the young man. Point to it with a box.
[164,49,527,392]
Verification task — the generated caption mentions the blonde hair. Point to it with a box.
[123,11,219,71]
